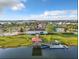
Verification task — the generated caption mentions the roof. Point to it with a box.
[32,37,42,42]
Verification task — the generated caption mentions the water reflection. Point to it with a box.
[0,46,77,59]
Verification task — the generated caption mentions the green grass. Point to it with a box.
[0,33,78,48]
[40,33,78,46]
[0,35,33,48]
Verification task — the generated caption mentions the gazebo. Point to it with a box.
[32,34,42,46]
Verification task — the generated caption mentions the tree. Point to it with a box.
[66,24,74,33]
[45,23,55,33]
[19,27,24,32]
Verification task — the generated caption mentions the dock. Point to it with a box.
[32,46,42,56]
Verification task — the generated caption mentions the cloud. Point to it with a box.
[11,3,25,11]
[0,0,26,11]
[69,10,77,15]
[43,10,77,16]
[44,10,67,16]
[0,10,77,20]
[27,10,77,20]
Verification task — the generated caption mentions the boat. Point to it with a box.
[49,40,68,49]
[41,44,49,49]
[50,44,68,49]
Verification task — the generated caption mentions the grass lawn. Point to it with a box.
[0,35,33,48]
[0,33,78,48]
[40,33,78,46]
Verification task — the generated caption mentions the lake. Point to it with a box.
[0,46,77,59]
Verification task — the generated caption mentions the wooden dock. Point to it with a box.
[32,46,42,56]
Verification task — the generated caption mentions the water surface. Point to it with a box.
[0,46,77,59]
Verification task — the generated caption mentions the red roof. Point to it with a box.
[32,37,42,42]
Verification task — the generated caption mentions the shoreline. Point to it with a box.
[0,45,78,49]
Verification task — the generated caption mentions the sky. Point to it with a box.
[0,0,78,20]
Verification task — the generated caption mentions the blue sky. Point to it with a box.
[0,0,78,20]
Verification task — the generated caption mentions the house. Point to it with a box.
[26,31,42,34]
[56,28,65,33]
